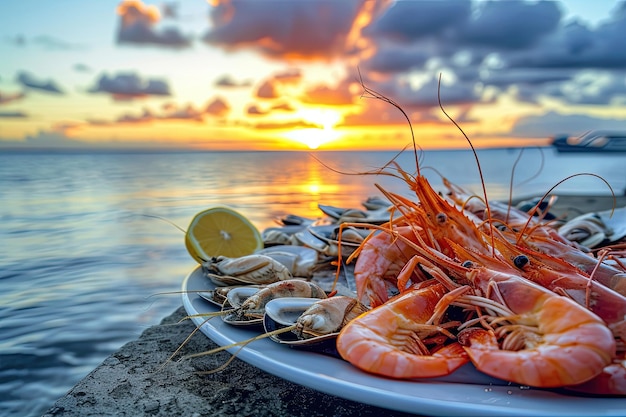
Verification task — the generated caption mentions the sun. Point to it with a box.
[284,109,343,149]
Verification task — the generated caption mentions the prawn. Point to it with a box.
[350,224,422,307]
[455,266,616,388]
[336,282,471,379]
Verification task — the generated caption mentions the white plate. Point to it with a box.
[182,266,626,417]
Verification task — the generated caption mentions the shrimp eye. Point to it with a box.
[436,213,447,223]
[513,255,529,269]
[461,260,474,268]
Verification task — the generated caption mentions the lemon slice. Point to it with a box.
[185,206,263,263]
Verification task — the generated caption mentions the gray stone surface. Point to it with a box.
[43,306,416,417]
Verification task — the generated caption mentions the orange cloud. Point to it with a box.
[205,97,230,117]
[116,0,190,48]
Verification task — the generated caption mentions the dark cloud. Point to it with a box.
[481,68,574,88]
[458,0,561,49]
[215,74,252,88]
[16,71,64,94]
[0,110,28,118]
[203,0,371,60]
[501,13,626,69]
[363,42,431,74]
[116,0,191,48]
[89,72,171,100]
[391,77,486,109]
[364,0,471,42]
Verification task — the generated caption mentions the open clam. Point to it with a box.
[256,245,324,278]
[197,285,263,307]
[263,296,369,355]
[303,225,371,258]
[221,279,328,328]
[221,286,264,326]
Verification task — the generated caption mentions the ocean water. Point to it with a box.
[0,148,624,417]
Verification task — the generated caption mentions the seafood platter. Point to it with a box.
[181,172,626,416]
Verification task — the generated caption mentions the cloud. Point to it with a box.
[458,0,562,49]
[364,0,471,43]
[0,91,26,105]
[203,0,377,60]
[88,97,231,125]
[116,0,191,48]
[246,104,267,116]
[271,101,295,112]
[301,79,357,106]
[214,74,252,88]
[245,101,295,116]
[16,71,64,94]
[161,2,179,19]
[116,108,156,124]
[0,110,28,118]
[205,97,230,117]
[510,110,626,138]
[251,120,320,130]
[73,63,92,73]
[254,68,304,99]
[161,103,205,121]
[255,80,278,99]
[89,72,171,100]
[0,129,84,149]
[481,68,574,88]
[32,35,87,50]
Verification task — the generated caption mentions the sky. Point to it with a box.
[1,0,625,151]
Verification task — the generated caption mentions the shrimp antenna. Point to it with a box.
[141,213,186,233]
[357,67,421,176]
[515,172,616,244]
[436,73,495,255]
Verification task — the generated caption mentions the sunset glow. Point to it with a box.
[284,109,344,149]
[1,1,625,151]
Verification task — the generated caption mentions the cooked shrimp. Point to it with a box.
[520,232,626,297]
[565,352,626,396]
[351,225,421,307]
[378,175,494,259]
[336,282,470,379]
[457,267,616,388]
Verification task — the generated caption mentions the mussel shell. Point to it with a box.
[263,297,340,356]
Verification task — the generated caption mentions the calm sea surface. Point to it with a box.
[1,148,624,416]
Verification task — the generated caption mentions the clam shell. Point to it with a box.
[221,286,264,327]
[263,297,340,357]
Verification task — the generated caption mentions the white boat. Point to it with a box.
[552,130,626,152]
